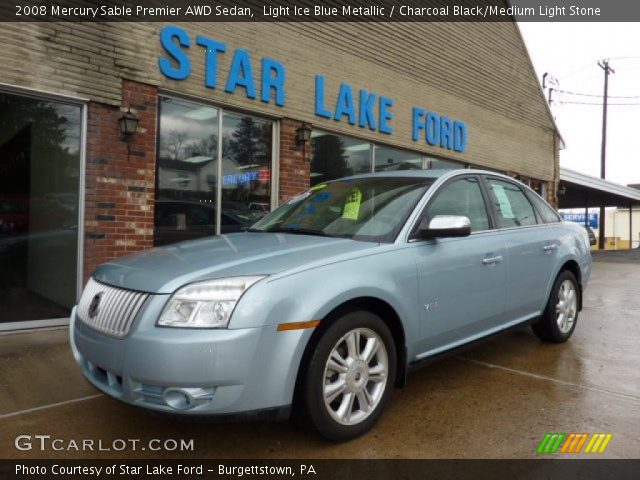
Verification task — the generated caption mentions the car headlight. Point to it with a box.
[157,276,265,328]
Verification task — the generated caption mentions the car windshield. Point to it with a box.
[249,176,434,243]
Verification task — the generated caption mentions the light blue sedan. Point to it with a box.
[70,169,591,441]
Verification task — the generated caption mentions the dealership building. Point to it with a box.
[0,21,561,329]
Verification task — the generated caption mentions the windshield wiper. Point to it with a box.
[249,227,348,238]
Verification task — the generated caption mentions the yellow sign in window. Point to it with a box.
[343,188,362,220]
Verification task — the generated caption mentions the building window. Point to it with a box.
[426,157,464,170]
[221,112,273,232]
[310,131,372,186]
[374,145,422,172]
[155,97,272,245]
[310,129,465,186]
[0,91,82,323]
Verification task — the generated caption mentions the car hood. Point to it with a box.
[92,232,378,294]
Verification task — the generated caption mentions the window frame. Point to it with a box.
[408,173,496,241]
[155,94,279,239]
[0,84,88,330]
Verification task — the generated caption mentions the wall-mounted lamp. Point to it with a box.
[118,107,139,140]
[295,123,312,161]
[558,185,567,196]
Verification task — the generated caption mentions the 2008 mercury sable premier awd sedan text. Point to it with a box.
[70,169,592,441]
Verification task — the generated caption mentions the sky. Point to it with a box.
[518,22,640,186]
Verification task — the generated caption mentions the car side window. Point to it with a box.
[424,177,490,232]
[486,178,538,228]
[528,192,561,223]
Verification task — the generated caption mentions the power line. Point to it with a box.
[555,88,640,99]
[558,100,640,106]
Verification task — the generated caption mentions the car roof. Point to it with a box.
[340,168,504,181]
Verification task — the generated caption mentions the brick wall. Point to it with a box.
[83,80,157,283]
[279,118,311,204]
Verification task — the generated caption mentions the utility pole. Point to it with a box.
[597,60,614,250]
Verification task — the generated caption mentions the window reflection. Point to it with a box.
[155,97,219,245]
[374,145,422,172]
[0,93,81,322]
[155,98,273,243]
[426,157,464,170]
[310,131,372,186]
[221,112,272,233]
[309,130,465,186]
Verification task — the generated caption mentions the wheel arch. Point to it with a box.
[293,296,408,414]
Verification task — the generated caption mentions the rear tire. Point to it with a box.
[532,270,580,343]
[295,310,396,442]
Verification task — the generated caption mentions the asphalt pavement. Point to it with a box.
[1,252,638,459]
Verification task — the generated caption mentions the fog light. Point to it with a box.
[163,389,191,410]
[162,387,216,410]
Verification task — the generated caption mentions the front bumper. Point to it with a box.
[69,298,310,416]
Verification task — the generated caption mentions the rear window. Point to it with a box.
[528,192,561,223]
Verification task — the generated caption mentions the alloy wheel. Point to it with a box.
[322,328,388,426]
[556,279,578,334]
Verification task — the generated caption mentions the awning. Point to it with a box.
[558,167,640,209]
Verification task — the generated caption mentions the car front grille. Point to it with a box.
[77,278,150,338]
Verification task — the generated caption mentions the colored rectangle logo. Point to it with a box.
[537,433,612,454]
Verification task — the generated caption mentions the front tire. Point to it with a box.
[532,270,580,343]
[296,310,396,442]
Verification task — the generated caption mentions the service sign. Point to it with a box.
[562,213,598,228]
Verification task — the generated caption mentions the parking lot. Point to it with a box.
[1,252,639,459]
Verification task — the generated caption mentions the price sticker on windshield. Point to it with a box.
[342,188,362,220]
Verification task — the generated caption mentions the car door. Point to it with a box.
[410,175,508,357]
[482,176,558,322]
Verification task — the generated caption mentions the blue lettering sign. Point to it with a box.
[225,49,256,99]
[158,25,191,80]
[196,35,226,89]
[315,75,332,118]
[425,112,440,146]
[379,96,393,135]
[159,26,285,107]
[440,116,453,149]
[454,121,467,152]
[359,90,377,130]
[412,107,425,141]
[158,26,472,148]
[411,106,467,152]
[334,83,356,125]
[261,58,286,106]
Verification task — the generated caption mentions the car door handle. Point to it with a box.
[543,243,557,252]
[482,255,503,265]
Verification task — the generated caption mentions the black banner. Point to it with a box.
[1,460,640,480]
[1,0,639,22]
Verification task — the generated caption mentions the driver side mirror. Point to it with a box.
[415,215,471,240]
